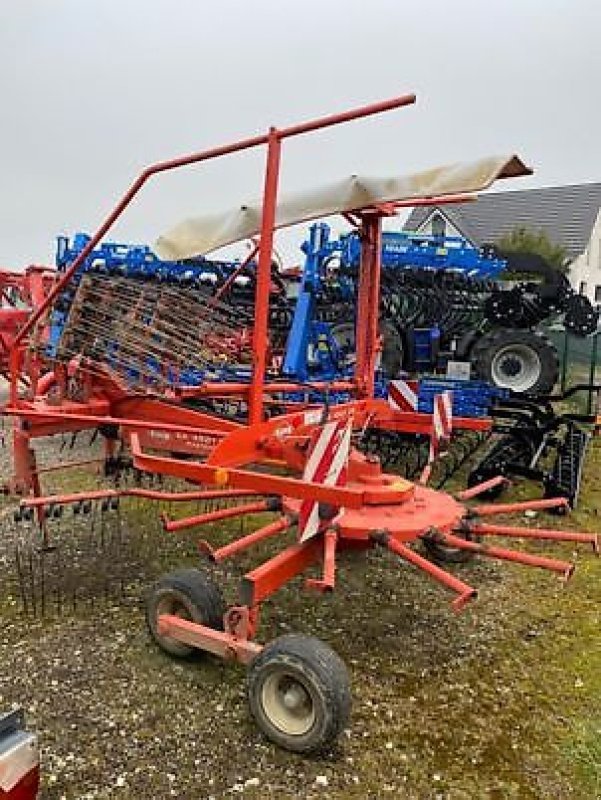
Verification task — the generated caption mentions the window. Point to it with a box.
[431,214,446,238]
[595,285,601,303]
[579,281,588,296]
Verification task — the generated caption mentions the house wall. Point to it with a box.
[569,209,601,304]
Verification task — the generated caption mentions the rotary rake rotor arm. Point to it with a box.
[135,416,597,688]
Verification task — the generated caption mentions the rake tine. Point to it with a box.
[55,537,63,616]
[115,500,125,599]
[15,542,29,616]
[28,544,37,618]
[39,528,46,618]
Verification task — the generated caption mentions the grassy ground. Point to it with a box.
[0,432,599,799]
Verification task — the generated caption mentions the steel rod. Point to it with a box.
[457,475,508,500]
[464,522,599,552]
[379,533,477,612]
[440,532,574,579]
[162,500,270,532]
[207,515,290,562]
[471,497,569,516]
[20,487,259,508]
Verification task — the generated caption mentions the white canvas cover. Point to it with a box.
[155,154,530,260]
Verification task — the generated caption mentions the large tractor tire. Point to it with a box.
[329,320,404,378]
[471,328,559,395]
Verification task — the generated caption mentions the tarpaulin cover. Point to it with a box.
[155,154,530,260]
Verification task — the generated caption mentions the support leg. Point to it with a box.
[240,537,322,606]
[305,529,338,593]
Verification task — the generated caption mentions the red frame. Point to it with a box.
[8,94,596,671]
[0,266,54,378]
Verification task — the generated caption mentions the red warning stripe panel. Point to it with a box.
[387,379,418,412]
[430,391,453,462]
[298,417,352,542]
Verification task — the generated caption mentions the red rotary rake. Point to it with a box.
[0,266,54,380]
[5,94,598,753]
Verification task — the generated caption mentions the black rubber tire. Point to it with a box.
[247,634,350,754]
[330,321,404,378]
[380,322,405,378]
[422,530,478,564]
[146,568,225,658]
[470,328,559,395]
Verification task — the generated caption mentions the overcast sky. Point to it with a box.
[1,0,600,268]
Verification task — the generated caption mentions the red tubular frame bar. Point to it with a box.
[162,500,270,533]
[379,533,477,612]
[157,615,262,664]
[213,241,259,302]
[464,522,599,552]
[9,93,416,414]
[354,215,382,398]
[440,532,574,580]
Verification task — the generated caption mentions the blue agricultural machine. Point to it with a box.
[51,225,599,397]
[279,223,598,507]
[46,226,597,508]
[281,222,598,395]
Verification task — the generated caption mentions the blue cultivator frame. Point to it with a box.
[48,226,512,405]
[282,222,507,382]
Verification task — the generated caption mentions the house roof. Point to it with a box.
[403,182,601,258]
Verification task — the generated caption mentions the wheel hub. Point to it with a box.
[261,671,316,735]
[283,685,308,710]
[499,355,522,377]
[491,342,542,392]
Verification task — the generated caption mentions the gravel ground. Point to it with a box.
[0,417,599,799]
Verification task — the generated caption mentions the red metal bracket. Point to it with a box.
[305,528,338,593]
[156,614,262,665]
